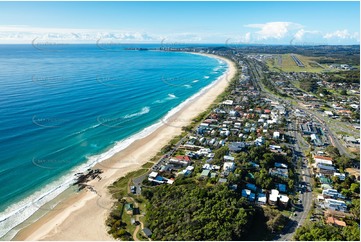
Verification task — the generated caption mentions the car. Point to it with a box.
[130,186,136,194]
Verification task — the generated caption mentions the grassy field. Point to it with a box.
[267,54,333,73]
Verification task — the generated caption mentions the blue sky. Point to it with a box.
[0,1,359,44]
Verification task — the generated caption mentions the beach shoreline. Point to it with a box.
[13,53,237,241]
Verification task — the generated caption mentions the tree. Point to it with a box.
[214,146,229,161]
[325,146,340,158]
[350,199,360,219]
[350,183,360,194]
[339,89,348,96]
[341,188,352,198]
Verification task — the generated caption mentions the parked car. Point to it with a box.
[130,186,136,194]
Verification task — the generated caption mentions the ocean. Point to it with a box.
[0,44,228,239]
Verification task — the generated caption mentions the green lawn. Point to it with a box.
[141,162,154,169]
[109,168,148,199]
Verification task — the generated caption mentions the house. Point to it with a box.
[179,169,192,176]
[142,228,152,238]
[324,199,347,212]
[269,168,288,178]
[241,189,255,202]
[242,189,251,198]
[324,111,334,117]
[277,183,287,193]
[275,162,288,169]
[322,189,345,200]
[300,122,318,135]
[269,189,279,205]
[149,172,158,179]
[197,148,211,156]
[333,172,346,181]
[179,166,194,176]
[326,217,347,227]
[169,155,190,166]
[228,142,246,152]
[201,169,211,178]
[317,163,336,175]
[125,203,133,212]
[313,155,333,166]
[255,136,265,146]
[223,162,236,172]
[249,192,256,202]
[229,110,240,117]
[223,155,235,162]
[257,193,267,205]
[230,184,238,191]
[311,134,323,146]
[273,131,280,139]
[222,100,234,105]
[218,178,227,183]
[278,195,289,207]
[246,183,258,192]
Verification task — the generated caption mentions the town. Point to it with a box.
[106,45,360,241]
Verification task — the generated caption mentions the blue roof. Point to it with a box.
[155,176,163,181]
[246,183,257,191]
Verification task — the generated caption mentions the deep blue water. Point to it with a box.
[0,44,227,238]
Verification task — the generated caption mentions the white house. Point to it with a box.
[273,131,280,139]
[223,162,236,172]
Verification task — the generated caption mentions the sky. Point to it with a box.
[0,1,359,45]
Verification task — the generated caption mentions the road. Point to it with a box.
[276,117,313,241]
[244,58,314,240]
[248,57,355,158]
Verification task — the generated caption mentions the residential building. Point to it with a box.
[223,162,236,172]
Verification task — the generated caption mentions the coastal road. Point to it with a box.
[277,117,313,241]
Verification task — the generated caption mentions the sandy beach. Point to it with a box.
[14,53,237,241]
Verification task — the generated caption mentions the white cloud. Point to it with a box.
[293,29,319,40]
[0,25,159,43]
[243,32,251,43]
[0,25,208,44]
[245,22,303,40]
[323,29,359,41]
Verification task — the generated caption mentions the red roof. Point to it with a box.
[175,155,191,162]
[314,155,333,161]
[326,217,346,227]
[264,109,271,114]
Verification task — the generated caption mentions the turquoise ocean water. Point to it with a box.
[0,44,228,238]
